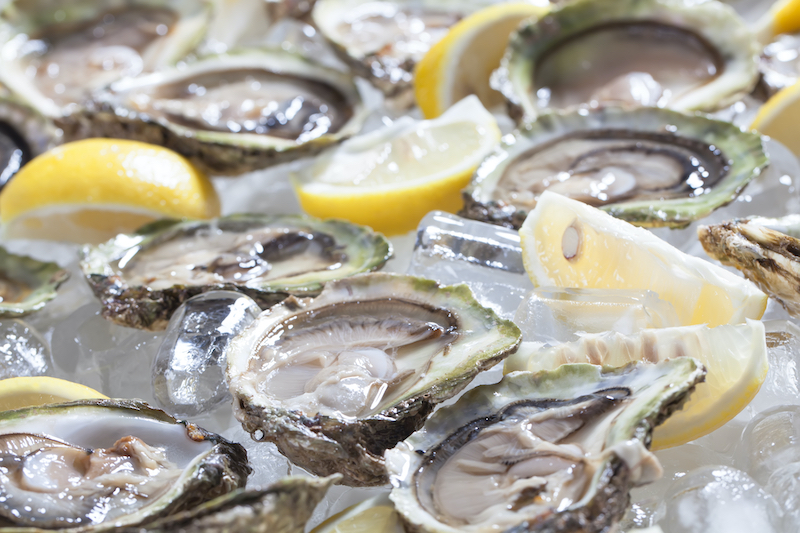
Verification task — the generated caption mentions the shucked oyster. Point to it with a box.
[61,48,368,175]
[386,360,706,533]
[80,214,391,330]
[699,217,800,317]
[0,0,211,120]
[461,107,768,229]
[0,399,250,531]
[495,0,760,121]
[226,272,522,486]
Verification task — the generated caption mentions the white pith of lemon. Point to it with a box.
[504,320,768,450]
[414,2,548,118]
[0,376,107,412]
[519,191,767,327]
[294,95,500,236]
[0,138,220,244]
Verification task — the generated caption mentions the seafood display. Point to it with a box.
[0,0,798,532]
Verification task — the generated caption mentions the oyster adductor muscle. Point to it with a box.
[225,272,522,486]
[495,0,760,121]
[461,107,768,229]
[386,359,706,533]
[0,399,250,531]
[79,214,391,330]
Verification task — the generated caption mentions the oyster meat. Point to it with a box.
[699,217,800,317]
[461,107,768,229]
[386,359,706,533]
[226,272,521,486]
[62,48,368,175]
[80,214,391,330]
[0,399,250,530]
[495,0,760,120]
[0,246,68,317]
[0,0,211,119]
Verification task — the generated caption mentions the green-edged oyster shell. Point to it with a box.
[460,107,768,229]
[118,475,339,533]
[80,214,391,330]
[699,217,800,317]
[0,246,68,317]
[60,48,369,176]
[495,0,760,121]
[225,272,522,487]
[386,360,706,533]
[0,399,250,531]
[0,0,212,120]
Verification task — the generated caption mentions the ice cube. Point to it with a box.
[748,321,800,414]
[514,287,680,345]
[661,465,782,533]
[408,211,532,319]
[220,423,291,489]
[152,291,261,417]
[0,319,50,378]
[766,462,800,532]
[734,405,800,486]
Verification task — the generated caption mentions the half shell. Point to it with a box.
[495,0,760,120]
[386,359,706,533]
[460,107,768,229]
[226,272,522,486]
[79,214,391,330]
[0,246,68,317]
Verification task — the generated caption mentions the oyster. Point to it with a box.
[0,0,212,119]
[311,0,497,107]
[0,246,68,317]
[386,359,706,533]
[226,272,522,486]
[0,399,250,530]
[61,48,369,175]
[699,217,800,317]
[460,107,768,229]
[80,214,391,330]
[495,0,760,120]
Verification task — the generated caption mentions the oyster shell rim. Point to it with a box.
[0,245,69,318]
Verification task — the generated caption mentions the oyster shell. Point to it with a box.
[386,359,706,533]
[0,0,212,120]
[80,214,391,330]
[60,48,369,176]
[495,0,760,121]
[226,272,522,486]
[0,246,68,317]
[460,107,768,229]
[0,399,250,530]
[699,217,800,317]
[311,0,497,107]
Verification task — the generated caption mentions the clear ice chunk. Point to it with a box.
[514,287,680,345]
[152,291,261,417]
[661,465,782,533]
[766,462,800,532]
[407,211,532,319]
[734,405,800,486]
[748,321,800,414]
[0,319,50,379]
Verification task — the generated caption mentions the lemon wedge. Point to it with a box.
[294,95,500,236]
[519,191,767,327]
[0,376,107,411]
[504,320,768,450]
[414,2,547,118]
[751,80,800,156]
[311,494,403,533]
[0,139,220,244]
[755,0,800,42]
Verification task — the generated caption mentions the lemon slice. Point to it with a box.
[504,320,768,450]
[519,191,767,327]
[414,2,547,118]
[0,376,107,411]
[294,95,501,236]
[0,139,221,244]
[311,494,403,533]
[755,0,800,42]
[751,80,800,156]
